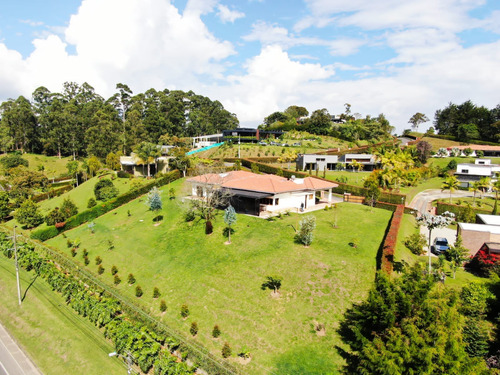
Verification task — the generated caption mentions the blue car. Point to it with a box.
[432,237,449,255]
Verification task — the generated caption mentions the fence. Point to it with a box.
[1,226,240,375]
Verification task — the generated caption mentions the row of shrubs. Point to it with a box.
[436,201,491,223]
[31,184,74,203]
[31,170,181,241]
[0,232,196,375]
[380,204,404,274]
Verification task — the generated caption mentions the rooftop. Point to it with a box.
[187,170,337,194]
[477,214,500,226]
[458,222,500,234]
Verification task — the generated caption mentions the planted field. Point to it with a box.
[0,256,124,375]
[46,179,392,374]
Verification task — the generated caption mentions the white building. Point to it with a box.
[187,170,338,216]
[296,154,338,171]
[455,159,500,188]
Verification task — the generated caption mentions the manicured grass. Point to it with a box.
[399,177,443,203]
[426,156,474,170]
[421,136,463,150]
[15,153,73,178]
[46,181,392,374]
[323,170,371,186]
[0,256,124,375]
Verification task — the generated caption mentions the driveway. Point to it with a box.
[409,189,478,215]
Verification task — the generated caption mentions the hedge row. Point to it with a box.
[315,138,398,156]
[425,134,500,147]
[436,201,491,222]
[240,158,308,179]
[31,170,181,241]
[32,184,74,203]
[0,229,235,375]
[380,204,404,275]
[238,158,407,205]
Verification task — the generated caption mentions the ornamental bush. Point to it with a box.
[111,265,118,275]
[95,256,102,265]
[221,342,231,358]
[181,304,189,318]
[127,273,136,285]
[404,233,427,255]
[94,179,119,201]
[160,300,167,312]
[135,285,143,297]
[16,199,43,229]
[153,287,160,298]
[113,274,121,285]
[212,325,221,338]
[190,322,198,336]
[97,265,104,274]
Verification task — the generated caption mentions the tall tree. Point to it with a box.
[134,141,160,178]
[408,112,429,131]
[442,175,460,203]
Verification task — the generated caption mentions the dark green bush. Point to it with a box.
[160,300,167,312]
[135,285,143,297]
[153,287,160,298]
[221,342,231,358]
[111,265,118,275]
[113,274,121,285]
[87,197,97,208]
[212,325,221,338]
[181,304,189,318]
[94,179,119,201]
[127,273,136,285]
[190,322,198,336]
[97,265,104,274]
[95,256,102,265]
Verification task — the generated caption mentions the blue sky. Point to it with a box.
[0,0,499,132]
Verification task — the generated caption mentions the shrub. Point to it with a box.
[71,248,77,257]
[181,304,189,318]
[97,265,104,274]
[45,207,65,226]
[404,233,427,255]
[82,248,88,257]
[94,179,119,201]
[87,197,97,208]
[15,199,43,229]
[295,215,316,246]
[113,274,121,285]
[127,273,136,285]
[0,154,28,171]
[60,197,78,219]
[153,287,160,298]
[160,300,167,312]
[95,256,102,265]
[221,342,232,358]
[184,209,196,222]
[135,285,143,297]
[111,265,118,275]
[83,256,89,266]
[212,325,221,338]
[190,322,198,336]
[117,170,130,178]
[67,239,73,248]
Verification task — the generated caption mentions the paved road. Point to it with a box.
[408,189,482,215]
[0,323,41,375]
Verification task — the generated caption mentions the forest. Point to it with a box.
[0,82,238,158]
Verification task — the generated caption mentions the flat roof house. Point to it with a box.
[187,170,338,216]
[455,159,500,188]
[296,154,338,171]
[339,154,378,171]
[457,222,500,256]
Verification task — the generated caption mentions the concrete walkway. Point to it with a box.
[0,322,41,375]
[408,189,483,215]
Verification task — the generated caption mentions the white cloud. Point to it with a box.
[216,4,244,23]
[302,0,485,32]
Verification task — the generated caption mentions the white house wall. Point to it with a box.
[265,191,316,212]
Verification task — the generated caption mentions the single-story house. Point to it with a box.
[455,159,500,188]
[222,128,283,143]
[450,145,500,157]
[187,170,338,216]
[339,154,378,171]
[457,222,500,256]
[296,154,338,171]
[192,134,223,148]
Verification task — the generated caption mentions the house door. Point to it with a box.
[304,195,307,209]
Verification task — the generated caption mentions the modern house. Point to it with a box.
[339,154,378,171]
[120,146,174,177]
[450,145,500,157]
[454,159,500,188]
[222,128,284,143]
[192,134,223,148]
[296,154,338,171]
[187,170,338,216]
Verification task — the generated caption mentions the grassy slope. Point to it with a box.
[5,175,148,233]
[46,180,392,374]
[0,256,124,375]
[15,153,73,178]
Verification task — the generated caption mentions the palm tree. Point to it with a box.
[492,179,500,215]
[134,141,161,178]
[441,175,460,203]
[478,177,491,198]
[469,181,481,205]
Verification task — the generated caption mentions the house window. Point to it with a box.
[275,198,279,205]
[478,161,485,164]
[462,169,469,174]
[196,186,204,197]
[308,194,313,200]
[261,198,273,205]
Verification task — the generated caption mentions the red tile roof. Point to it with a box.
[187,170,337,194]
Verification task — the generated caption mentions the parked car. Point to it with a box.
[432,237,449,255]
[292,142,302,146]
[258,141,267,145]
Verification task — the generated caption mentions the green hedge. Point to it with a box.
[333,182,406,205]
[240,158,308,179]
[31,170,181,241]
[436,201,490,222]
[32,184,74,203]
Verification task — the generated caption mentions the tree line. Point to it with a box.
[258,104,395,141]
[0,82,239,158]
[434,100,500,142]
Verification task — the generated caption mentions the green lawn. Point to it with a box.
[5,174,148,234]
[11,153,74,178]
[398,177,443,203]
[0,256,124,375]
[46,180,392,374]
